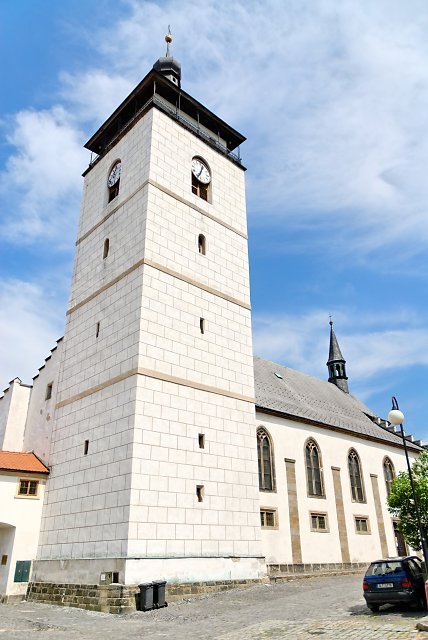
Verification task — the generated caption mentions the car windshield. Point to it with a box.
[366,561,404,577]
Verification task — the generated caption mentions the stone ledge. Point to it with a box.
[267,562,367,582]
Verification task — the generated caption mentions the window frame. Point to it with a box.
[257,427,276,492]
[107,160,122,204]
[354,515,371,534]
[16,478,40,499]
[191,156,211,202]
[348,449,366,503]
[310,511,329,532]
[260,508,278,529]
[383,456,395,497]
[305,438,325,498]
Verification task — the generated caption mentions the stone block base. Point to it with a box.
[27,578,267,613]
[267,561,368,580]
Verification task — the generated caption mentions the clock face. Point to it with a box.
[107,162,122,187]
[191,158,211,184]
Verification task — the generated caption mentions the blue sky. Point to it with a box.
[1,0,428,441]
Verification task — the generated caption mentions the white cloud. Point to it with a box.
[60,71,133,125]
[0,107,87,245]
[252,308,428,382]
[3,0,428,258]
[0,280,65,388]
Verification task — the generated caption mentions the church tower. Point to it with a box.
[326,320,349,393]
[34,36,264,588]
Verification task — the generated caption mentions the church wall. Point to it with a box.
[75,112,153,243]
[149,108,248,236]
[0,473,46,598]
[57,268,143,402]
[35,377,135,566]
[137,266,254,397]
[23,340,63,464]
[34,90,263,586]
[0,379,31,452]
[128,378,261,561]
[256,411,416,567]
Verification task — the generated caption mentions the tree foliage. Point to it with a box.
[387,450,428,551]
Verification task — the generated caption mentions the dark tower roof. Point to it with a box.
[153,29,181,88]
[326,320,349,394]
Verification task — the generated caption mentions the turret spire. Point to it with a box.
[153,27,181,88]
[327,318,349,393]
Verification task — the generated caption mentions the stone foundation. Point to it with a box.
[27,578,267,613]
[26,565,367,613]
[267,561,368,580]
[27,582,136,614]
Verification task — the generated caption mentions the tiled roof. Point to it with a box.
[254,356,421,451]
[0,451,49,474]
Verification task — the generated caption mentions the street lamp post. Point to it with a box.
[388,396,428,571]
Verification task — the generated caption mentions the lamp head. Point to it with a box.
[388,409,404,425]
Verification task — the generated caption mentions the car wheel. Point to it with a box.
[368,604,379,613]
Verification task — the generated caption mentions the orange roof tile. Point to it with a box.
[0,451,49,474]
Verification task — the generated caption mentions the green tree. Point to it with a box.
[387,449,428,551]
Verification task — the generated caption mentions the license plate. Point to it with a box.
[378,583,393,588]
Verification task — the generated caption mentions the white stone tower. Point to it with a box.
[33,37,264,588]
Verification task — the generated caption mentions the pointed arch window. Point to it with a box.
[257,428,275,491]
[348,449,365,502]
[383,457,395,497]
[305,439,324,497]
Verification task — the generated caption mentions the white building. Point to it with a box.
[0,40,422,608]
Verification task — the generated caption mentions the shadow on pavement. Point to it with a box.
[349,603,428,619]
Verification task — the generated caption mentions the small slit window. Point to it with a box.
[45,383,53,400]
[200,317,205,334]
[196,485,204,502]
[96,322,100,338]
[198,234,206,255]
[103,238,110,259]
[198,434,205,449]
[84,440,89,455]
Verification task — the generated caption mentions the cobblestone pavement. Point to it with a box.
[1,574,427,639]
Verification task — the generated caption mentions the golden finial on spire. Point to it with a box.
[165,25,172,56]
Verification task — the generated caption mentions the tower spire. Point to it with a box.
[153,27,181,87]
[327,318,349,393]
[165,25,172,57]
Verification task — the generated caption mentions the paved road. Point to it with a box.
[1,574,427,639]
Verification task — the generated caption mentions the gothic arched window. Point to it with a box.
[257,428,275,491]
[348,449,365,502]
[383,457,395,497]
[305,439,324,497]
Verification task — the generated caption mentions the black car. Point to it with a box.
[363,556,426,612]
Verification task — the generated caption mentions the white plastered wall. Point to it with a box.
[0,380,31,452]
[0,473,46,597]
[256,411,418,566]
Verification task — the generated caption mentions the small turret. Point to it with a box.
[153,27,181,88]
[327,319,349,393]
